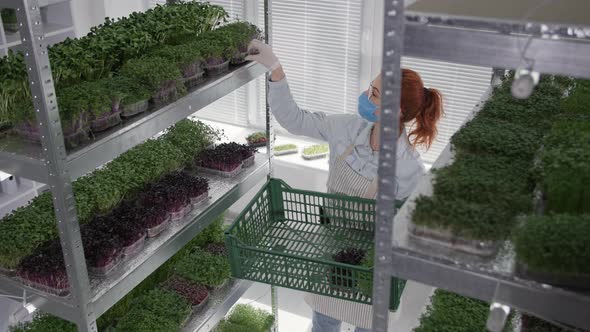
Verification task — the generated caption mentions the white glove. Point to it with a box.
[245,39,281,71]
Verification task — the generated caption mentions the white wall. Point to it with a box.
[71,0,148,37]
[71,0,106,36]
[104,0,148,20]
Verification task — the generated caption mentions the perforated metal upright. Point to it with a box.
[262,0,280,330]
[371,1,405,331]
[8,0,96,330]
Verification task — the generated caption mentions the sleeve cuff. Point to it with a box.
[268,76,289,87]
[268,76,291,98]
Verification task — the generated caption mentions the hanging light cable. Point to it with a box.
[512,0,556,99]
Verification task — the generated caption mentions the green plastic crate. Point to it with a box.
[225,178,405,310]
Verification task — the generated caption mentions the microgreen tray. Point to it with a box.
[192,291,210,312]
[152,81,181,105]
[13,125,41,144]
[169,203,192,222]
[242,155,255,168]
[180,306,194,329]
[302,152,329,160]
[197,164,243,178]
[63,127,90,149]
[0,267,15,277]
[247,141,267,148]
[516,262,590,291]
[4,23,18,33]
[205,60,230,76]
[210,278,229,291]
[147,215,171,238]
[17,276,70,297]
[184,72,206,89]
[122,234,147,257]
[90,111,122,133]
[121,99,149,118]
[274,146,298,156]
[407,220,501,257]
[230,51,249,65]
[88,251,124,277]
[190,191,209,207]
[226,179,405,309]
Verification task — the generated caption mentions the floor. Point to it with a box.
[236,281,434,332]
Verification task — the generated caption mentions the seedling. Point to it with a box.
[274,144,297,152]
[514,214,590,280]
[302,144,329,160]
[9,313,77,332]
[197,142,255,175]
[16,241,69,295]
[246,132,267,147]
[217,304,274,332]
[115,288,191,331]
[120,56,186,104]
[274,144,298,156]
[414,290,508,332]
[174,248,231,288]
[412,195,515,242]
[162,276,210,306]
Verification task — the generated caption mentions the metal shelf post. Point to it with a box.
[263,0,279,329]
[372,1,406,331]
[14,0,95,330]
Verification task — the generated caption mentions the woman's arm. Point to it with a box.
[267,69,338,141]
[246,40,344,141]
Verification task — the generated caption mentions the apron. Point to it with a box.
[304,143,391,330]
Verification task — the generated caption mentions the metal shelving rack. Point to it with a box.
[0,0,273,330]
[372,1,590,331]
[0,0,73,57]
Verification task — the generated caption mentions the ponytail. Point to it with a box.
[399,68,443,150]
[408,87,443,149]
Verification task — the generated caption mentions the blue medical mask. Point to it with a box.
[358,93,378,122]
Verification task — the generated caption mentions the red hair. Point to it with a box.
[400,68,443,149]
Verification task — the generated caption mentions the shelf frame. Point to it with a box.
[0,62,267,183]
[0,0,273,331]
[373,0,590,330]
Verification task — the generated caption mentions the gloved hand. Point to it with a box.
[245,39,281,71]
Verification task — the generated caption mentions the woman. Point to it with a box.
[246,40,443,332]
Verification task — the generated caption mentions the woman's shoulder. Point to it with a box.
[326,114,366,133]
[398,130,424,162]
